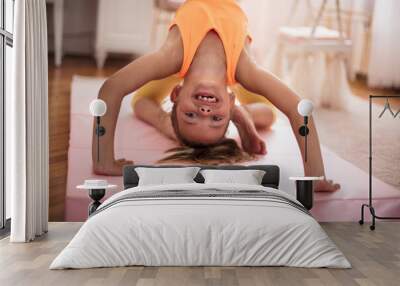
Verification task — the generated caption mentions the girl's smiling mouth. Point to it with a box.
[195,93,218,103]
[193,91,222,106]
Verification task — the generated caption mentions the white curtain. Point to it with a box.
[368,0,400,88]
[9,0,49,242]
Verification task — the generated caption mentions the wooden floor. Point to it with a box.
[48,56,131,221]
[0,222,399,286]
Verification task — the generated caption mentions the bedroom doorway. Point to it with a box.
[0,0,14,233]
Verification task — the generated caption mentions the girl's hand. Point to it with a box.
[93,158,133,176]
[314,179,340,192]
[241,128,267,155]
[232,105,267,155]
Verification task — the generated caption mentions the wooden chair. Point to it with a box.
[268,0,354,109]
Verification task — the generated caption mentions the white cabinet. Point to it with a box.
[95,0,154,68]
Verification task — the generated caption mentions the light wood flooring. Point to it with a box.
[0,222,400,286]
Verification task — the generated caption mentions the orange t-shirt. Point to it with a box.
[170,0,251,85]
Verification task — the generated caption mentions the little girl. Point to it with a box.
[92,0,340,192]
[131,74,276,159]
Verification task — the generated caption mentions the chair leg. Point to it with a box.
[286,0,299,25]
[311,0,327,37]
[335,0,344,39]
[95,49,107,69]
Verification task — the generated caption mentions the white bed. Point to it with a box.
[50,183,350,269]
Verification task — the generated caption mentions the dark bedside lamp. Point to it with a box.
[77,180,117,216]
[90,99,107,163]
[290,99,324,210]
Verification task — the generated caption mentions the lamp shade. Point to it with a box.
[89,99,107,117]
[297,99,314,117]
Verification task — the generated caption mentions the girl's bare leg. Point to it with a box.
[242,103,276,131]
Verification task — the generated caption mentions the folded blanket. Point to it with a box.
[92,187,310,217]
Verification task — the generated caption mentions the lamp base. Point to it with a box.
[296,180,313,210]
[88,189,106,216]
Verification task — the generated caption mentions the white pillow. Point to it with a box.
[200,169,266,185]
[135,167,201,186]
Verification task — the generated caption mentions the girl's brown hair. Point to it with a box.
[158,138,254,165]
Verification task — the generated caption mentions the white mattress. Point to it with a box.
[51,183,351,269]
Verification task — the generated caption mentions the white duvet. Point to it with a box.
[50,183,350,269]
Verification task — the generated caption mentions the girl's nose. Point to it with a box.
[200,106,211,114]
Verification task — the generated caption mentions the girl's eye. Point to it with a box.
[212,115,223,122]
[185,112,195,118]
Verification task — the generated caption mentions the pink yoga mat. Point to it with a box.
[65,76,400,222]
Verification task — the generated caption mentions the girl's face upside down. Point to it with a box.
[170,80,235,146]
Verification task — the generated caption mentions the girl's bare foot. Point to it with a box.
[314,179,341,192]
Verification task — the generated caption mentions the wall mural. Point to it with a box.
[47,0,399,224]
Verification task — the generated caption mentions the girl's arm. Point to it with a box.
[235,50,339,191]
[93,29,183,175]
[133,97,177,141]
